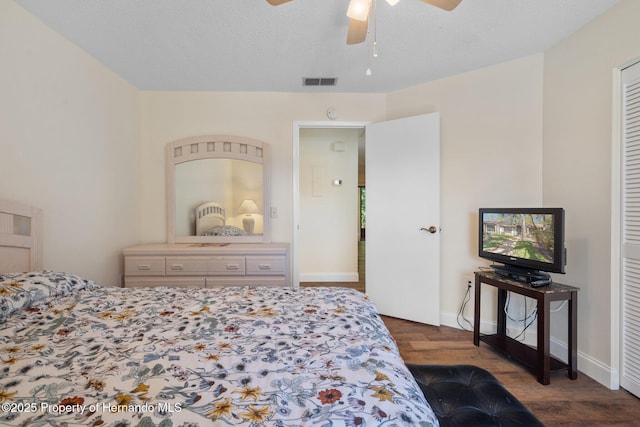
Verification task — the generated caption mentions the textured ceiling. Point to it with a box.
[17,0,621,93]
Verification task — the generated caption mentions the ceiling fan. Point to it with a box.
[266,0,462,45]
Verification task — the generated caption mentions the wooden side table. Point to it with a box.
[473,270,579,385]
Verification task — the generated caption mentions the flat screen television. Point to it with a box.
[479,208,566,275]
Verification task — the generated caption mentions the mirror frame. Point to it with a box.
[166,135,271,244]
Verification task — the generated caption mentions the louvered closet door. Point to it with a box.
[621,60,640,398]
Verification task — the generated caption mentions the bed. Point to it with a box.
[0,201,438,426]
[196,201,246,237]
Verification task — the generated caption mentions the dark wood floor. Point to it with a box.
[383,315,640,426]
[301,242,640,426]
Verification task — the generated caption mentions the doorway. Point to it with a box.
[293,113,440,326]
[297,126,365,292]
[292,121,369,290]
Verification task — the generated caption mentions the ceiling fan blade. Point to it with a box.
[266,0,294,5]
[420,0,462,11]
[346,17,368,44]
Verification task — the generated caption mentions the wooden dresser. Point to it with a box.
[123,243,289,288]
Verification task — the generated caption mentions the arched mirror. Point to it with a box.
[166,135,271,244]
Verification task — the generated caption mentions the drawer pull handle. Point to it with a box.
[170,264,184,270]
[258,264,272,270]
[138,264,151,270]
[226,264,239,270]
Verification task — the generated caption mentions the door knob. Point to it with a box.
[421,226,438,234]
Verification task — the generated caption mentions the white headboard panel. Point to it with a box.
[0,200,43,273]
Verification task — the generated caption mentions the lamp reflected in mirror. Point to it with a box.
[239,199,261,234]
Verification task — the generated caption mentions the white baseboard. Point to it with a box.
[440,311,618,390]
[300,272,359,282]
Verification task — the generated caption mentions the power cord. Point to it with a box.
[503,293,568,341]
[513,308,538,341]
[504,292,538,341]
[457,281,474,331]
[551,301,568,312]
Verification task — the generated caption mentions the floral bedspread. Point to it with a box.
[0,274,437,426]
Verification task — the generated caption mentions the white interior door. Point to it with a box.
[365,113,440,325]
[621,60,640,397]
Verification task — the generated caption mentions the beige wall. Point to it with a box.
[543,0,640,387]
[0,1,140,286]
[137,92,386,245]
[386,54,545,328]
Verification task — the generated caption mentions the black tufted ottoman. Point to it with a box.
[407,364,544,427]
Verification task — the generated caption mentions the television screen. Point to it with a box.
[479,208,565,274]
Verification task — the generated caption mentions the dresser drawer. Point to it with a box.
[125,256,165,276]
[246,256,285,275]
[206,276,286,287]
[125,277,205,288]
[166,257,208,275]
[122,243,290,288]
[209,256,246,275]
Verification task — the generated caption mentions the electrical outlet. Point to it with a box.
[464,275,474,289]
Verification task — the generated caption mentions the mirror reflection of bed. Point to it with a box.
[195,201,252,237]
[174,157,264,240]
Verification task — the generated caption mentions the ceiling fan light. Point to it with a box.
[386,0,401,5]
[347,0,371,21]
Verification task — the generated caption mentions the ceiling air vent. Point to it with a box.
[303,77,338,87]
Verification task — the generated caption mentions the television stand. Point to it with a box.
[473,271,579,385]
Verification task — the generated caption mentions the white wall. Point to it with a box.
[386,55,545,328]
[543,0,640,387]
[0,1,140,285]
[299,128,360,281]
